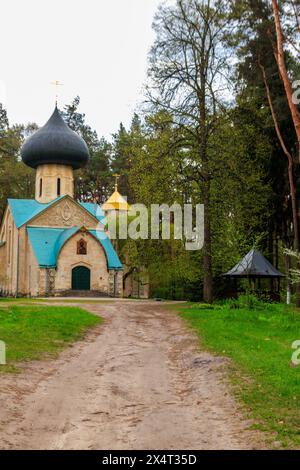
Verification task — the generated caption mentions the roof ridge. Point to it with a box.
[223,249,284,277]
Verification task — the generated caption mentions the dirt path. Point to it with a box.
[0,301,263,450]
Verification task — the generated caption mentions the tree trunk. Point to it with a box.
[275,234,279,269]
[272,0,300,161]
[260,61,300,306]
[285,252,292,305]
[203,179,213,303]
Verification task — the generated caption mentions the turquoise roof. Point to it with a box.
[80,202,106,223]
[90,230,123,270]
[27,227,78,267]
[27,226,122,270]
[8,197,105,228]
[8,197,63,229]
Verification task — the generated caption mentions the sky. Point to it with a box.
[0,0,163,139]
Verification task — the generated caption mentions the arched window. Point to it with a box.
[57,178,61,196]
[39,178,43,197]
[77,239,87,255]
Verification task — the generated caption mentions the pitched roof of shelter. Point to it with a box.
[223,249,284,277]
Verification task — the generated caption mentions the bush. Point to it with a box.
[220,293,265,310]
[236,293,263,309]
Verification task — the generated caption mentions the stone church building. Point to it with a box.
[0,107,123,297]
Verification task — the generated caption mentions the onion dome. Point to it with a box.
[21,106,89,169]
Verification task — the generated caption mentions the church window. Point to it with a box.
[57,178,61,196]
[77,239,87,255]
[39,178,43,197]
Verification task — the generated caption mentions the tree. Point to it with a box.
[110,119,137,202]
[129,111,187,205]
[62,97,112,203]
[209,102,273,278]
[0,104,35,221]
[271,0,300,161]
[269,0,300,304]
[231,0,300,303]
[147,0,233,302]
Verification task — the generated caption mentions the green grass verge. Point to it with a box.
[177,302,300,448]
[36,299,113,304]
[0,298,40,302]
[0,305,101,373]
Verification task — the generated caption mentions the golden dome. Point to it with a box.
[102,190,130,212]
[102,174,130,212]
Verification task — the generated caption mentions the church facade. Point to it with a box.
[0,107,123,297]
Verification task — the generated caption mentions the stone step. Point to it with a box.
[55,290,110,298]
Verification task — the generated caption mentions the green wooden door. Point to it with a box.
[72,266,91,290]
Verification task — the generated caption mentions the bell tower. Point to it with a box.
[21,106,89,204]
[35,164,74,203]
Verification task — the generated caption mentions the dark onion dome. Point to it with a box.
[21,106,89,169]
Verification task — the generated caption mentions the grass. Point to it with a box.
[0,305,101,373]
[0,297,110,303]
[37,298,114,304]
[177,300,300,448]
[0,297,39,303]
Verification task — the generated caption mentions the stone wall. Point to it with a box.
[123,267,150,299]
[30,197,100,229]
[0,244,7,294]
[35,164,74,203]
[54,231,110,294]
[0,205,123,298]
[108,270,123,298]
[0,208,17,296]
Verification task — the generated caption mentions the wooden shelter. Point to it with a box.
[222,249,284,301]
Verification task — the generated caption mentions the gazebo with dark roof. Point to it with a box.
[222,249,284,300]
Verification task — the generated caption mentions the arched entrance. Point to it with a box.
[72,266,91,291]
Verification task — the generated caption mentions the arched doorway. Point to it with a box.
[72,266,91,290]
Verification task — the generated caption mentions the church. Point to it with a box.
[0,107,124,298]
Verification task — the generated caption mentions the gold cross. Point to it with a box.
[113,174,120,192]
[50,80,63,106]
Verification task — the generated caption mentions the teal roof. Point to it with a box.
[7,197,105,228]
[27,227,78,267]
[8,197,63,229]
[27,226,122,270]
[90,230,122,270]
[80,202,106,223]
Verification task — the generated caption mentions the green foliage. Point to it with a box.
[128,112,187,205]
[230,0,298,256]
[61,97,112,204]
[224,293,265,310]
[0,104,35,221]
[1,0,297,302]
[209,106,274,278]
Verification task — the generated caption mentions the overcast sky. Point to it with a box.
[0,0,164,139]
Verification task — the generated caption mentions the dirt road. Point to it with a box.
[0,301,263,450]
